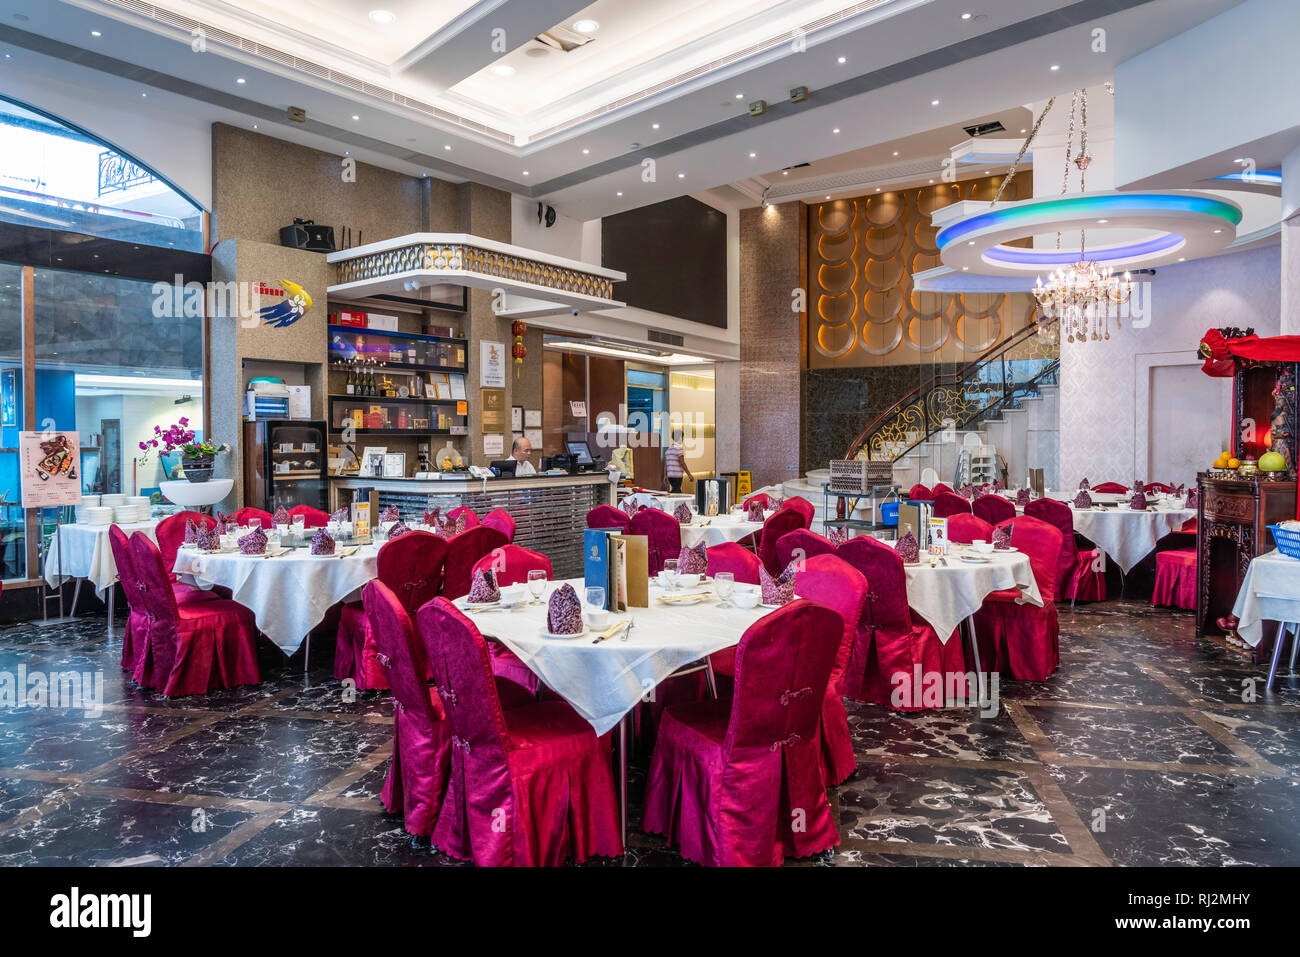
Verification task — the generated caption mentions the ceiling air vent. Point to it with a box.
[962,121,1006,138]
[535,26,595,53]
[648,330,684,348]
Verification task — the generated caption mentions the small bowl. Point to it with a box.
[971,541,994,555]
[677,573,700,588]
[586,609,610,629]
[733,590,761,609]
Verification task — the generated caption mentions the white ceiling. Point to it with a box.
[0,0,1246,220]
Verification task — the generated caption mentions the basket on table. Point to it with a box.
[1266,524,1300,560]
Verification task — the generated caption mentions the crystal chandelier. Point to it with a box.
[1034,260,1134,343]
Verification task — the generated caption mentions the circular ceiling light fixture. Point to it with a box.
[491,64,516,77]
[368,9,395,24]
[573,19,599,34]
[961,12,973,19]
[931,99,941,106]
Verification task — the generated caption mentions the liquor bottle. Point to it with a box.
[346,363,355,395]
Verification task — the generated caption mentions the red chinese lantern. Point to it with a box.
[511,319,527,378]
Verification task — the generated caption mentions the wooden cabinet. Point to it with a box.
[1196,473,1296,637]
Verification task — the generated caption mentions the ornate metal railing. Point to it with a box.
[845,319,1059,463]
[97,150,154,196]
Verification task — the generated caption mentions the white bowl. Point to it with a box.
[677,573,701,588]
[971,541,994,555]
[586,609,610,629]
[733,590,761,609]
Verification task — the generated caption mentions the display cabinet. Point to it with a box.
[243,419,329,512]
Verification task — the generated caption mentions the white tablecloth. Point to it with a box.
[904,549,1042,642]
[679,516,763,549]
[44,520,160,593]
[1232,549,1300,648]
[622,491,693,511]
[468,578,769,735]
[1070,505,1195,573]
[173,543,379,654]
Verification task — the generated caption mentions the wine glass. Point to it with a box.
[714,572,735,608]
[527,569,547,604]
[663,558,679,591]
[585,585,606,614]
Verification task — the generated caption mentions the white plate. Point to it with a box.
[992,546,1018,553]
[760,602,788,609]
[959,555,991,564]
[657,593,709,606]
[540,626,588,639]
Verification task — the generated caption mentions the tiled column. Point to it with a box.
[1281,142,1300,335]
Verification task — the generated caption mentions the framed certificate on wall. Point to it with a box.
[481,388,506,433]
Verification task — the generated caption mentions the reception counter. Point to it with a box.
[330,472,615,578]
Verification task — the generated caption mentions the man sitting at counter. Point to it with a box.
[511,435,536,476]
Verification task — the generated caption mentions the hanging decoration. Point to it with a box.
[511,319,527,378]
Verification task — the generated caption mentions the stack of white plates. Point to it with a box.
[75,495,101,523]
[100,493,126,507]
[114,504,145,523]
[82,506,114,526]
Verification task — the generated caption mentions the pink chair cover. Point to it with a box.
[447,505,479,529]
[705,542,762,584]
[1153,548,1197,609]
[364,580,450,838]
[155,510,217,580]
[774,528,837,570]
[931,483,954,495]
[973,516,1062,681]
[586,504,631,532]
[228,507,274,528]
[335,530,448,690]
[947,513,993,544]
[1092,481,1128,493]
[128,533,260,697]
[470,545,553,694]
[1144,481,1176,494]
[643,599,842,866]
[440,526,510,599]
[931,491,973,518]
[908,483,932,500]
[1025,498,1077,600]
[288,504,330,527]
[782,496,816,527]
[972,494,1015,526]
[481,508,516,543]
[742,493,772,510]
[793,554,867,786]
[757,508,807,575]
[629,507,682,574]
[417,597,623,865]
[836,536,964,709]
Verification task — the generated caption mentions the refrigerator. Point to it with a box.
[243,419,328,512]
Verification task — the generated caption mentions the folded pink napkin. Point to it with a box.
[329,507,349,523]
[958,484,975,500]
[183,519,198,544]
[673,502,692,524]
[895,529,919,563]
[386,521,410,540]
[467,567,500,603]
[620,499,640,516]
[1016,488,1031,506]
[1132,479,1145,495]
[1130,490,1148,510]
[759,563,796,605]
[1185,488,1198,509]
[992,525,1012,550]
[993,479,1005,491]
[238,527,268,555]
[746,501,765,522]
[826,526,847,547]
[195,524,220,552]
[379,505,400,524]
[422,507,440,526]
[1079,477,1090,491]
[677,541,708,574]
[310,526,335,555]
[272,506,290,526]
[547,583,584,634]
[1073,490,1093,509]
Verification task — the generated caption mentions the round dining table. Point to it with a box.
[903,548,1042,642]
[678,512,767,548]
[1066,504,1195,574]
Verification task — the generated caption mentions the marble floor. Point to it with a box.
[1,600,1296,867]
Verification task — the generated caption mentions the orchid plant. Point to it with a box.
[137,418,229,464]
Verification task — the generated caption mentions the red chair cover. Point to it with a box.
[931,491,973,518]
[757,508,806,575]
[1065,545,1108,602]
[775,528,837,570]
[742,493,771,509]
[836,536,964,709]
[288,504,330,527]
[629,507,682,574]
[227,507,273,528]
[643,600,842,866]
[469,544,553,695]
[364,580,451,837]
[127,533,260,696]
[1025,498,1077,600]
[1179,516,1198,534]
[448,506,479,529]
[1152,548,1197,609]
[586,505,631,532]
[336,530,448,690]
[947,513,993,544]
[154,510,217,580]
[1144,482,1176,494]
[908,484,933,500]
[793,554,867,786]
[705,542,762,584]
[481,507,516,542]
[973,516,1063,681]
[418,597,623,865]
[1092,481,1128,493]
[972,494,1015,525]
[932,483,954,495]
[782,496,816,526]
[440,526,509,599]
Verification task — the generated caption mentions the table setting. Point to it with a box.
[898,538,1043,641]
[677,503,771,548]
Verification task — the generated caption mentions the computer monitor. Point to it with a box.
[565,441,594,466]
[489,459,517,476]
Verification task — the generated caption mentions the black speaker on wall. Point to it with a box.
[279,218,336,252]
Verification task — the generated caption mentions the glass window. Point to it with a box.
[0,97,204,252]
[0,263,23,579]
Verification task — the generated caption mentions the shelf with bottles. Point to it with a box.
[328,324,467,373]
[330,399,467,435]
[331,360,466,402]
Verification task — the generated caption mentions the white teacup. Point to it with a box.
[500,584,527,607]
[971,539,994,555]
[733,589,761,609]
[586,608,610,629]
[677,573,700,588]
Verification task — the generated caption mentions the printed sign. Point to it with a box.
[480,340,506,388]
[255,280,313,328]
[20,431,83,508]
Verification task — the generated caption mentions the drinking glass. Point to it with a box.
[527,569,547,604]
[715,572,735,608]
[585,586,606,614]
[249,518,261,531]
[663,558,679,591]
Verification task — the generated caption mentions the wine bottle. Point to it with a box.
[346,363,355,395]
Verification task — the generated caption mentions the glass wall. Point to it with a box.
[0,264,23,579]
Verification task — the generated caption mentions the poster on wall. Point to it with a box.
[480,341,506,388]
[1,369,16,427]
[20,431,83,508]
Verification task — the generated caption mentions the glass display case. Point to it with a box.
[243,419,328,512]
[329,395,467,435]
[328,325,467,373]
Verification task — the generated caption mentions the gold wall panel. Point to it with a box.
[808,175,1036,368]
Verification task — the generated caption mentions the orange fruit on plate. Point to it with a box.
[1228,458,1241,469]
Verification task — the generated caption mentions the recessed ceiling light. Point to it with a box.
[929,179,934,183]
[236,77,246,84]
[962,266,969,270]
[444,144,451,150]
[876,188,881,192]
[984,170,990,174]
[735,93,744,99]
[832,128,840,134]
[252,124,258,129]
[678,172,685,178]
[748,152,756,158]
[368,10,395,24]
[522,170,529,176]
[1050,64,1060,71]
[782,170,788,175]
[573,19,599,34]
[837,56,846,64]
[140,92,147,97]
[90,30,101,37]
[826,195,831,200]
[351,114,359,120]
[492,64,516,77]
[582,148,589,154]
[968,241,975,245]
[961,12,973,19]
[1098,219,1108,223]
[652,123,660,129]
[1020,128,1027,133]
[1214,228,1222,233]
[931,99,940,106]
[617,191,623,196]
[1178,257,1186,261]
[893,151,899,156]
